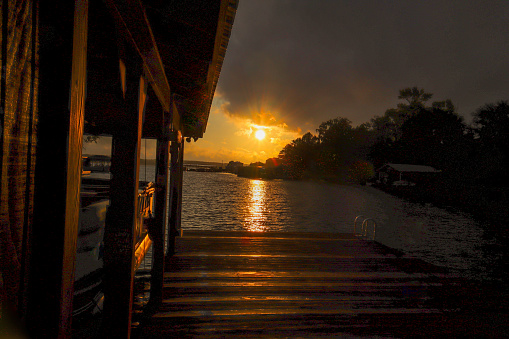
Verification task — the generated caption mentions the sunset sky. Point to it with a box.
[86,0,509,164]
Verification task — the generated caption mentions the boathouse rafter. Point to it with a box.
[83,0,238,140]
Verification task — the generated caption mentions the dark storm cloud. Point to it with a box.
[218,0,509,130]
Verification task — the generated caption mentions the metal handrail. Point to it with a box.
[354,215,365,236]
[354,215,377,241]
[361,218,377,241]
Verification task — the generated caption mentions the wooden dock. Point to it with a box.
[135,231,507,338]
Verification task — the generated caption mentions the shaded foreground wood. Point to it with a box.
[136,231,507,338]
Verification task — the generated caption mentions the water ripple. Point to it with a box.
[181,171,503,281]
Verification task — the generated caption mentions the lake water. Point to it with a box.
[139,166,505,282]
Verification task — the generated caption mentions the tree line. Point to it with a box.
[274,87,509,188]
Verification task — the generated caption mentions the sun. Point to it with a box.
[255,129,266,140]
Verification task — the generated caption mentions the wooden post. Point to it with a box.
[27,1,88,337]
[101,55,146,338]
[167,135,183,257]
[177,140,185,232]
[148,108,171,306]
[167,141,178,256]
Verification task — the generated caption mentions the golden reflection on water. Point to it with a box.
[244,179,267,232]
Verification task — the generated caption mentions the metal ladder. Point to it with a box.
[354,215,377,241]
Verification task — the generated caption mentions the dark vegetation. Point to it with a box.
[238,88,509,233]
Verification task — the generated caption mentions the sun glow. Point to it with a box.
[184,96,302,163]
[255,129,266,140]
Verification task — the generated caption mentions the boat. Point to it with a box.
[73,170,154,328]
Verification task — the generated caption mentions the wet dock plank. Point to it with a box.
[137,231,507,338]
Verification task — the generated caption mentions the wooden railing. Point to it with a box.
[136,183,155,244]
[134,183,156,272]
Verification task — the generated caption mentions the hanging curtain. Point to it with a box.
[0,0,38,313]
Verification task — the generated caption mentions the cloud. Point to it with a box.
[234,127,252,137]
[215,99,301,141]
[219,0,509,129]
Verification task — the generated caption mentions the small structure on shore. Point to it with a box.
[376,163,441,186]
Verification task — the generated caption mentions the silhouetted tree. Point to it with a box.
[472,101,509,148]
[278,132,319,179]
[348,160,375,184]
[398,87,433,109]
[368,88,465,170]
[471,101,509,185]
[397,105,467,172]
[275,88,505,188]
[370,87,434,141]
[278,118,374,180]
[316,118,356,174]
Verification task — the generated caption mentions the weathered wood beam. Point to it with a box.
[166,126,185,257]
[167,140,179,256]
[103,0,173,117]
[101,54,146,338]
[27,0,88,337]
[177,140,185,232]
[172,99,180,132]
[148,107,171,306]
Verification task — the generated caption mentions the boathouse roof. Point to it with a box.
[85,0,238,138]
[145,0,237,137]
